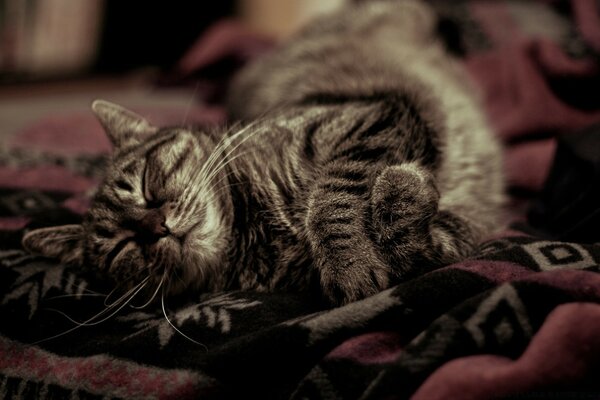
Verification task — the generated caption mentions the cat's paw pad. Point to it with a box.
[371,163,439,242]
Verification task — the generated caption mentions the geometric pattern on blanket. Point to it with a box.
[2,213,600,399]
[291,237,600,399]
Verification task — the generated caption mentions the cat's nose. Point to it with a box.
[138,209,170,240]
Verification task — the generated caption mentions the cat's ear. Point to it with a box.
[92,100,158,148]
[22,225,85,265]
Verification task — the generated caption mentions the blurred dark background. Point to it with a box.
[0,0,336,138]
[0,0,337,85]
[95,1,235,73]
[0,1,235,83]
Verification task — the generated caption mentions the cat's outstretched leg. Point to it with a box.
[306,162,392,306]
[370,163,439,274]
[371,163,474,276]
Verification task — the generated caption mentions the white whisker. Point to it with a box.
[196,118,264,186]
[201,124,263,185]
[161,284,207,350]
[45,293,106,300]
[190,123,239,186]
[130,269,167,310]
[63,280,149,327]
[32,278,150,344]
[44,308,91,325]
[105,276,151,308]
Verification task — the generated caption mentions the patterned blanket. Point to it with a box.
[2,1,600,399]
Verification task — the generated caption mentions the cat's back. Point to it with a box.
[227,0,455,120]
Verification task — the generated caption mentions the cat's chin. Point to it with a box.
[174,228,229,294]
[110,230,227,298]
[106,235,183,290]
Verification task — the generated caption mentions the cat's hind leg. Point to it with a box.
[370,162,474,276]
[370,163,439,273]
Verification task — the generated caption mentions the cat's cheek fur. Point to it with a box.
[173,201,229,294]
[109,243,145,279]
[177,241,223,294]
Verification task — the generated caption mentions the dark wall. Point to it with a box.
[94,1,236,73]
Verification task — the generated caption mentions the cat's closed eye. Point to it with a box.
[95,226,115,239]
[143,177,165,208]
[143,164,160,206]
[115,180,133,192]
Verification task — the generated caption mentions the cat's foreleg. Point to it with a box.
[306,162,392,305]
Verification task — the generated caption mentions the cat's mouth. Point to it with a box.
[106,235,183,281]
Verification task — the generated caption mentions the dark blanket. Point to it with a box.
[2,1,600,399]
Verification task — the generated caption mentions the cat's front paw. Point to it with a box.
[371,163,439,244]
[318,256,391,306]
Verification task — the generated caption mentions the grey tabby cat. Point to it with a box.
[22,0,504,305]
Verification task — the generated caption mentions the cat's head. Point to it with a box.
[22,100,231,294]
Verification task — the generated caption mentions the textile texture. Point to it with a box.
[1,1,600,399]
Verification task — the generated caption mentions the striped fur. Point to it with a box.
[22,0,505,306]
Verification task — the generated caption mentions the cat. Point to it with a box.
[22,0,505,306]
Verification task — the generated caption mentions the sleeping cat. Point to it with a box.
[22,0,505,306]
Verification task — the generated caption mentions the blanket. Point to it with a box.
[2,1,600,399]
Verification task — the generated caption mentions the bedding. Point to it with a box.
[1,1,600,399]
